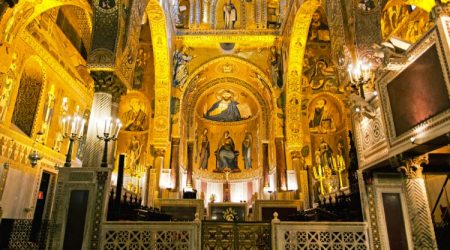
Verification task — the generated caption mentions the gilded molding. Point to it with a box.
[1,0,92,46]
[19,32,93,100]
[147,0,171,148]
[178,33,278,44]
[194,167,262,181]
[286,0,322,150]
[0,125,65,172]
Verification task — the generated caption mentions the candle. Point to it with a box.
[103,118,107,135]
[79,119,86,137]
[71,119,76,135]
[66,116,71,135]
[62,117,67,135]
[73,116,79,135]
[96,119,100,137]
[114,122,122,138]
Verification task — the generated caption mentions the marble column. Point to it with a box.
[82,72,125,168]
[143,166,151,206]
[275,138,287,191]
[291,151,308,206]
[154,148,166,197]
[397,154,438,250]
[186,141,194,190]
[262,142,270,190]
[169,138,180,191]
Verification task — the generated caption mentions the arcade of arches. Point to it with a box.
[0,0,450,249]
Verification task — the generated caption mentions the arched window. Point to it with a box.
[12,60,44,137]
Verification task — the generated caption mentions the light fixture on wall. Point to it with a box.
[61,115,85,168]
[28,131,43,167]
[347,58,378,118]
[96,117,122,168]
[347,59,372,99]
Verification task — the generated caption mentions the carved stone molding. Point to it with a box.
[397,154,429,179]
[147,0,171,147]
[433,3,450,18]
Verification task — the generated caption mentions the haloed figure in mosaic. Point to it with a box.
[173,46,194,88]
[216,131,239,171]
[205,90,241,122]
[242,132,252,169]
[123,99,147,131]
[223,0,237,29]
[199,128,210,170]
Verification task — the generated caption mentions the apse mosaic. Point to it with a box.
[194,85,260,175]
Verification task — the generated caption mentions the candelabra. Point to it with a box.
[331,156,346,190]
[313,164,326,196]
[347,59,372,99]
[62,115,85,168]
[96,117,122,168]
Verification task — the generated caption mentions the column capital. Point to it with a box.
[154,148,166,157]
[172,138,181,145]
[290,150,306,170]
[290,150,301,160]
[90,71,126,102]
[397,154,429,179]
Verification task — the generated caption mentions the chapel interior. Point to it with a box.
[0,0,450,249]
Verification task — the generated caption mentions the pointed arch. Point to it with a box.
[285,0,321,151]
[146,0,172,148]
[0,0,92,45]
[179,55,277,139]
[12,55,47,137]
[183,55,274,96]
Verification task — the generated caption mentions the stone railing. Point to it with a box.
[201,221,271,249]
[101,221,200,249]
[272,221,369,250]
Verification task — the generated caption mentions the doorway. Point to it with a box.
[29,171,51,242]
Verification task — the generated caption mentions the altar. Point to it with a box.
[208,202,248,222]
